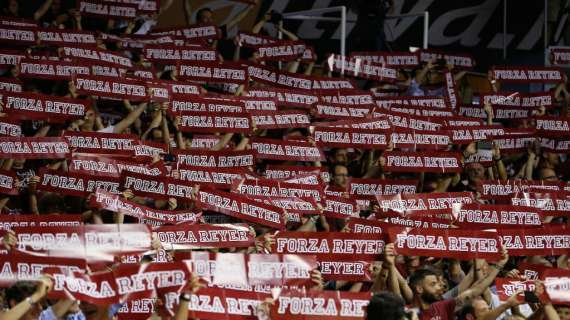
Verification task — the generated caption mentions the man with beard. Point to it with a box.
[409,268,454,320]
[409,249,509,320]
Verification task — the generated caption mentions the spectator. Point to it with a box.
[366,291,407,320]
[185,0,257,39]
[1,276,56,320]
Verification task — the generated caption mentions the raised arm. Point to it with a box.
[304,61,315,75]
[492,143,507,180]
[287,59,300,73]
[478,290,523,320]
[159,0,174,15]
[373,243,400,295]
[456,249,509,306]
[252,10,271,34]
[184,0,193,25]
[524,141,540,180]
[455,262,475,294]
[277,24,299,41]
[395,265,414,303]
[554,77,569,102]
[0,197,9,214]
[232,36,242,61]
[483,102,494,126]
[432,174,454,193]
[210,133,235,151]
[234,135,250,151]
[161,106,171,148]
[33,0,53,21]
[544,303,562,320]
[70,9,82,30]
[415,60,434,84]
[453,67,467,82]
[488,71,500,93]
[225,1,257,30]
[0,276,53,320]
[141,108,163,141]
[175,273,202,320]
[113,101,147,134]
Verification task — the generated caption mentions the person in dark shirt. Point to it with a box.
[348,0,394,52]
[36,0,75,28]
[366,291,407,320]
[2,0,56,22]
[185,0,257,39]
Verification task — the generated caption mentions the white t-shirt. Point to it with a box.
[97,125,116,133]
[135,18,157,35]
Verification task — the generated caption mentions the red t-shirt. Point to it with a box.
[419,299,456,320]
